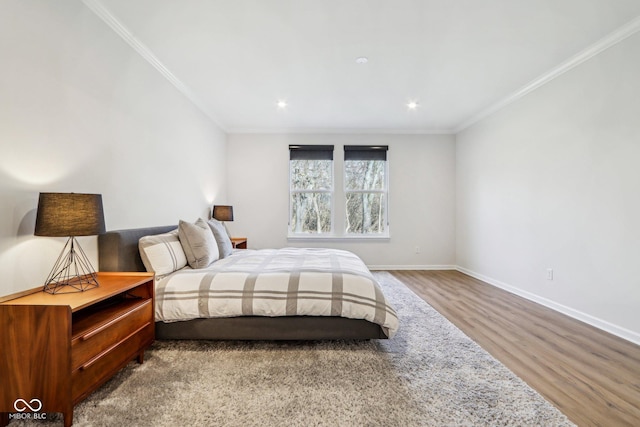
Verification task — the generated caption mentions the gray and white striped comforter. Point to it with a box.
[155,247,399,338]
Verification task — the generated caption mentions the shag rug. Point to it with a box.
[13,272,573,426]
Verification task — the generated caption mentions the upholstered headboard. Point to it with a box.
[98,226,176,272]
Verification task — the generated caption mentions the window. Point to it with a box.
[344,145,388,235]
[289,145,334,234]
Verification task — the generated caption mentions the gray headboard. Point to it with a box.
[98,225,176,272]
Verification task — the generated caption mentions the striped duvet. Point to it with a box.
[155,247,398,338]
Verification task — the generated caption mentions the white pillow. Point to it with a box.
[139,229,188,276]
[178,218,219,268]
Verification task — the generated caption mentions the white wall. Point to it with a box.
[226,133,456,268]
[4,1,636,345]
[456,32,640,342]
[0,1,227,296]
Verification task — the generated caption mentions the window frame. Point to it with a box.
[287,144,391,241]
[288,145,335,236]
[343,145,389,237]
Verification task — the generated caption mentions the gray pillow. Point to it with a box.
[178,218,219,268]
[207,218,233,258]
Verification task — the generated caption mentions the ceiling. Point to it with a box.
[92,0,640,133]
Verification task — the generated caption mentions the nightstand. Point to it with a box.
[231,237,247,249]
[0,272,155,427]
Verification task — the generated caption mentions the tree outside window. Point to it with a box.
[289,145,333,234]
[344,146,388,235]
[289,145,388,237]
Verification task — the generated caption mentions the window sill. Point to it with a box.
[287,234,390,242]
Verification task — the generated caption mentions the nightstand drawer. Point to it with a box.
[71,299,153,371]
[71,323,153,402]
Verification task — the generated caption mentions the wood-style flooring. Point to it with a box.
[390,270,640,427]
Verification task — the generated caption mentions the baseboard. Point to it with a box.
[368,265,457,271]
[456,266,640,346]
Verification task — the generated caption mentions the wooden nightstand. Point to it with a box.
[0,272,155,427]
[230,237,247,249]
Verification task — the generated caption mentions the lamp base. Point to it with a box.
[43,236,100,294]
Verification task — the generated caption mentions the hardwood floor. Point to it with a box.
[390,270,640,427]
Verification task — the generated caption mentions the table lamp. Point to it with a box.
[212,205,233,237]
[35,192,106,294]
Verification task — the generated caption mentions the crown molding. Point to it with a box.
[454,15,640,133]
[226,127,455,135]
[82,0,227,132]
[82,1,640,136]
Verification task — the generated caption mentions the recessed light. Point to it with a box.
[407,101,419,110]
[355,57,368,64]
[276,100,287,109]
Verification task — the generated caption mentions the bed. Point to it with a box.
[98,225,398,340]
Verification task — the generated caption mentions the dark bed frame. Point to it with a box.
[98,226,387,340]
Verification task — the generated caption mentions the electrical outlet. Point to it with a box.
[415,246,420,254]
[546,269,553,281]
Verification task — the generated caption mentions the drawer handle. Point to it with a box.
[80,322,151,370]
[80,300,150,341]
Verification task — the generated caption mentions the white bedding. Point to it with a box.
[155,247,399,338]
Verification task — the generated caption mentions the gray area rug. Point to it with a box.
[13,272,573,426]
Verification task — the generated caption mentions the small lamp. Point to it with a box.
[35,192,106,294]
[212,205,233,237]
